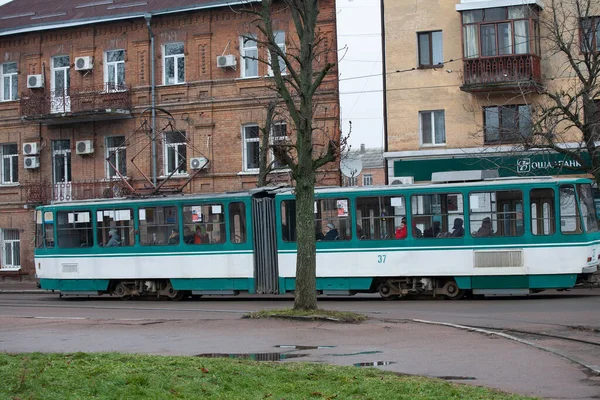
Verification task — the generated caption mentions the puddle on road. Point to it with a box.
[275,345,335,350]
[329,350,382,356]
[354,361,396,367]
[195,353,308,361]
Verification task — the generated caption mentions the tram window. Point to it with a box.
[560,185,581,234]
[35,211,55,248]
[315,198,352,241]
[229,202,247,244]
[139,206,178,246]
[469,190,523,237]
[56,211,93,248]
[355,196,405,240]
[530,188,555,236]
[182,204,226,244]
[578,184,599,233]
[281,200,296,242]
[97,209,134,247]
[411,193,464,238]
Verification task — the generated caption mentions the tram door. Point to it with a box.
[252,196,280,294]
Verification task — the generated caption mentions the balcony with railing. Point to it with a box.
[461,54,543,92]
[20,83,132,124]
[25,179,132,204]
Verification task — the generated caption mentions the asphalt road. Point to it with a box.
[1,290,599,399]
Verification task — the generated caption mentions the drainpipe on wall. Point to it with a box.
[144,13,157,187]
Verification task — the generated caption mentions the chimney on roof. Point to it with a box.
[360,144,366,153]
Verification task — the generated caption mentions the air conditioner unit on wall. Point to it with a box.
[389,176,414,185]
[75,56,93,71]
[216,55,236,68]
[27,74,44,89]
[24,156,40,169]
[190,156,209,170]
[23,142,39,155]
[76,140,94,155]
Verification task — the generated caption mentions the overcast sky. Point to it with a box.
[336,0,384,150]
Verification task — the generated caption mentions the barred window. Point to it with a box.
[1,229,20,270]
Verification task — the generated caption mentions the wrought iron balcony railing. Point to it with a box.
[461,54,542,92]
[20,83,131,118]
[25,179,132,204]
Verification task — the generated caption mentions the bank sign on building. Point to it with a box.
[389,151,587,183]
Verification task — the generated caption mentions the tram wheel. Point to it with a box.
[443,281,465,300]
[113,283,132,300]
[378,282,399,300]
[164,282,186,301]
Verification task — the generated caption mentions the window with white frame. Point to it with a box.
[271,122,287,168]
[345,176,358,187]
[420,110,446,145]
[0,144,18,184]
[1,229,20,270]
[105,50,125,91]
[105,136,127,178]
[241,35,258,78]
[243,124,260,171]
[163,43,185,85]
[164,131,187,175]
[363,174,373,186]
[268,31,286,75]
[1,62,17,101]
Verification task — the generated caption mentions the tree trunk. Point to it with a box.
[293,175,317,310]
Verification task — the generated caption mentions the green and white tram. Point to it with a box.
[34,174,600,299]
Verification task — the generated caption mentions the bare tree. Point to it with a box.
[247,0,339,310]
[510,0,600,181]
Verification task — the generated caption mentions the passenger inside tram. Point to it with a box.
[473,217,494,237]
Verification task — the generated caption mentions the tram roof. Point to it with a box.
[305,176,593,196]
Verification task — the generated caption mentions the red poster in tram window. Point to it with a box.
[337,199,348,217]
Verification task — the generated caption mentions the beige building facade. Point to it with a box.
[382,0,599,183]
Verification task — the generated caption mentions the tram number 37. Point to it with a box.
[377,255,387,264]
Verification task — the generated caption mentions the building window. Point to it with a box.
[462,6,539,58]
[105,136,127,178]
[345,176,358,187]
[484,105,532,143]
[418,31,443,67]
[581,17,600,52]
[420,110,446,145]
[363,174,373,186]
[271,122,287,168]
[268,31,286,75]
[105,50,125,91]
[1,63,17,101]
[242,124,260,171]
[163,43,185,85]
[241,35,258,78]
[164,131,187,175]
[1,229,20,270]
[0,144,18,184]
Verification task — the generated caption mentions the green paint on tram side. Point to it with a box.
[454,274,577,289]
[171,278,256,293]
[280,277,375,292]
[40,278,110,291]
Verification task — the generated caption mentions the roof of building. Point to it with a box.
[0,0,258,36]
[345,146,384,170]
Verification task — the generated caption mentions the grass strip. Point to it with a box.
[0,352,535,399]
[245,308,368,323]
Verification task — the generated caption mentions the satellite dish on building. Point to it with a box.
[340,156,363,178]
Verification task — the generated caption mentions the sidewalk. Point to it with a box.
[0,280,41,292]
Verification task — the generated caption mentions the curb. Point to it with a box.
[0,289,46,294]
[409,318,600,376]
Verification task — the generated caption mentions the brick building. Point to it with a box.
[0,0,339,279]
